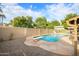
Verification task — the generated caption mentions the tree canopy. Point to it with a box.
[10,16,33,28]
[51,20,60,29]
[64,13,78,21]
[35,16,48,28]
[10,13,78,29]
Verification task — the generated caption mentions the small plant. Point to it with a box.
[9,33,14,40]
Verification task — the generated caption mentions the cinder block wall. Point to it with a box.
[0,27,26,40]
[0,27,54,41]
[26,28,53,37]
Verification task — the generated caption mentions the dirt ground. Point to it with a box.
[0,38,62,56]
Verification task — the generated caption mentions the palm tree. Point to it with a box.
[0,3,6,26]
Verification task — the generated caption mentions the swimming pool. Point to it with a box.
[33,34,63,42]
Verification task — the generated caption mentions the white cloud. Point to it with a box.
[45,3,76,21]
[1,3,43,23]
[1,3,79,23]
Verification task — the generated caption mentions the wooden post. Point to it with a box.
[74,24,77,56]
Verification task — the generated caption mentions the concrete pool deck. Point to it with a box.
[24,36,74,56]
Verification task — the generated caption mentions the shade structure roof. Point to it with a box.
[66,16,79,26]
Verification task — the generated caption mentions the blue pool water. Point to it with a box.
[33,34,63,42]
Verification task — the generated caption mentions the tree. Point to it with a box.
[10,16,33,28]
[64,13,78,21]
[46,21,52,29]
[25,16,33,28]
[45,20,60,29]
[35,16,48,28]
[50,20,60,29]
[0,3,6,25]
[61,13,78,28]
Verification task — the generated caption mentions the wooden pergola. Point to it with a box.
[66,16,79,56]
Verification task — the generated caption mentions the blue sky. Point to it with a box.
[1,3,79,23]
